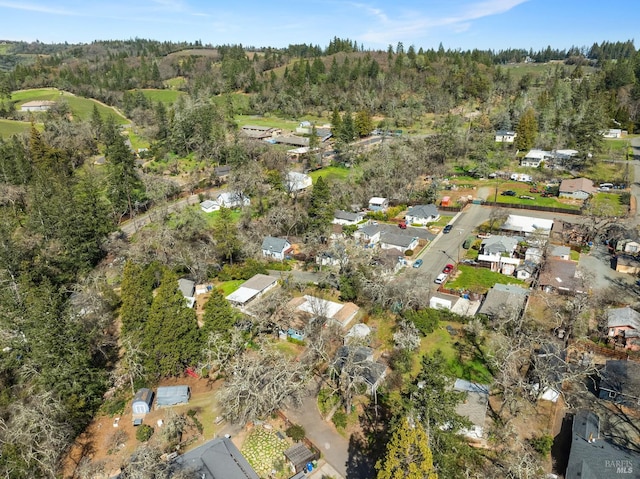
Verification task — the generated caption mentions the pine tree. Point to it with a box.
[142,269,201,378]
[354,110,374,137]
[202,288,239,337]
[514,107,538,150]
[307,176,333,234]
[120,261,155,337]
[213,207,241,265]
[376,417,438,479]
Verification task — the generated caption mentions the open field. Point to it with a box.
[235,114,305,132]
[308,165,358,183]
[11,88,128,124]
[589,192,629,217]
[446,264,526,293]
[0,119,32,138]
[137,88,184,105]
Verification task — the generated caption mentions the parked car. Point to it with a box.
[519,195,535,200]
[434,273,448,284]
[477,233,492,239]
[501,190,516,196]
[541,192,555,197]
[398,221,407,229]
[442,264,454,274]
[443,224,453,234]
[413,259,423,268]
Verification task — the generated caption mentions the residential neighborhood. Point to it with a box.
[3,25,640,479]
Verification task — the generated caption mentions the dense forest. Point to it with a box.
[0,36,638,478]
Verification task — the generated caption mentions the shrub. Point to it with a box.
[102,396,126,416]
[530,434,553,456]
[286,424,306,442]
[404,249,414,256]
[287,336,305,346]
[136,424,154,442]
[332,411,347,429]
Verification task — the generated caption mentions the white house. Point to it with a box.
[225,274,279,308]
[520,149,552,168]
[261,236,292,260]
[285,172,313,193]
[368,197,389,212]
[354,224,381,245]
[333,210,365,226]
[501,215,553,236]
[20,100,55,112]
[405,204,440,225]
[495,130,516,143]
[216,191,250,208]
[603,128,622,138]
[379,232,419,253]
[200,199,219,213]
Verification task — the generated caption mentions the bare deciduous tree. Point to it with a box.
[217,347,309,424]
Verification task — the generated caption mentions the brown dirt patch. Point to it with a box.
[63,375,221,479]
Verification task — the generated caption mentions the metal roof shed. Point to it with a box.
[132,388,154,415]
[156,385,190,407]
[284,443,318,473]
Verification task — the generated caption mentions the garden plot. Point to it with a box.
[241,426,290,477]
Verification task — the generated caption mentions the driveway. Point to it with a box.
[283,384,349,479]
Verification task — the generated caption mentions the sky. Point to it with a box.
[0,0,637,52]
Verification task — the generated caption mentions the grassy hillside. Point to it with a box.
[0,119,33,138]
[11,88,128,124]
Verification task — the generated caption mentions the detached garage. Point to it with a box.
[132,388,153,415]
[156,385,190,407]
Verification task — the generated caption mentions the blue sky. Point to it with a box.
[0,0,636,52]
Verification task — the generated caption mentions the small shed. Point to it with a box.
[284,443,318,474]
[132,388,154,415]
[156,385,190,407]
[441,196,451,207]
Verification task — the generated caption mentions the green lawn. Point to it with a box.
[137,88,184,105]
[216,280,244,296]
[588,192,628,217]
[123,130,150,150]
[235,114,300,132]
[11,88,128,124]
[584,160,630,184]
[201,207,242,228]
[163,77,187,89]
[309,165,357,183]
[416,322,492,383]
[0,119,32,138]
[494,182,580,209]
[446,264,526,293]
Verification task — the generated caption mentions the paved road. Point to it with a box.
[629,137,640,225]
[284,385,350,479]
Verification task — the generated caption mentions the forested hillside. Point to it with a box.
[0,36,638,478]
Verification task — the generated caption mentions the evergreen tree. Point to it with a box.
[376,417,438,479]
[142,269,201,378]
[514,107,538,150]
[330,107,342,133]
[307,176,333,234]
[213,207,241,265]
[202,288,239,337]
[354,110,374,137]
[90,104,103,140]
[120,261,156,337]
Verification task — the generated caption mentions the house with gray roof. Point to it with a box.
[178,278,196,308]
[156,385,190,407]
[379,232,418,253]
[539,258,583,294]
[598,360,640,408]
[261,236,292,260]
[495,130,516,143]
[333,346,387,394]
[405,204,440,225]
[607,307,640,351]
[453,379,490,442]
[176,437,259,479]
[478,283,529,320]
[332,209,365,226]
[559,177,597,200]
[226,274,279,308]
[354,224,382,245]
[550,245,571,260]
[477,235,522,274]
[565,410,640,479]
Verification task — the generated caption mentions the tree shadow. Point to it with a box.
[345,397,394,479]
[551,413,572,476]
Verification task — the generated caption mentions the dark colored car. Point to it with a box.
[501,190,516,196]
[443,264,454,274]
[443,224,453,234]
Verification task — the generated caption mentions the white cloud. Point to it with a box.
[0,1,79,16]
[358,0,529,45]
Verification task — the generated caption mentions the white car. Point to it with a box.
[434,273,448,284]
